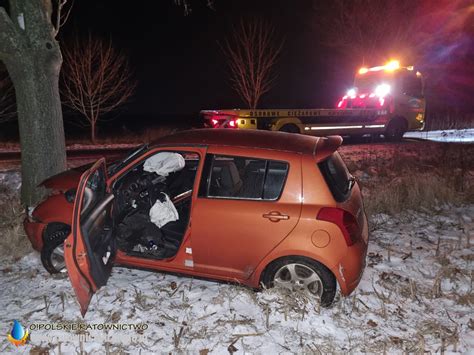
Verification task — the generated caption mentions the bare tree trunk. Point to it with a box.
[91,121,96,144]
[0,1,67,205]
[5,50,66,205]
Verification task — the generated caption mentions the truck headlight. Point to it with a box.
[375,84,391,97]
[346,88,357,97]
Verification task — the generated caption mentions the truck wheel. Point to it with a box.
[279,124,300,134]
[385,119,407,142]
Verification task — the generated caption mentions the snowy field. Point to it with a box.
[1,204,473,352]
[404,128,474,143]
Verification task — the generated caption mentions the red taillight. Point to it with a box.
[317,207,360,246]
[229,119,236,128]
[211,119,219,126]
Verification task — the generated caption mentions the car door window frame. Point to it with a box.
[198,153,289,201]
[109,148,203,194]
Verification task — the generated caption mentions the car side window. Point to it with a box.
[199,154,289,201]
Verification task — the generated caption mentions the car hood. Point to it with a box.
[39,163,93,191]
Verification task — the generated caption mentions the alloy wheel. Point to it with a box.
[273,263,323,297]
[50,244,65,272]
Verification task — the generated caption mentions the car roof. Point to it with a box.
[152,129,342,160]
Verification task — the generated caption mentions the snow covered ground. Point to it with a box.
[1,141,473,355]
[0,203,472,353]
[404,128,474,143]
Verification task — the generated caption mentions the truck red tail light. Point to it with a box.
[207,115,237,128]
[317,207,360,246]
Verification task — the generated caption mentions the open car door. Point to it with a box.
[64,159,115,316]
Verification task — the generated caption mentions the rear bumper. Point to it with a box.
[331,239,368,295]
[23,218,46,251]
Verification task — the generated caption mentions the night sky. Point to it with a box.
[2,0,473,128]
[59,0,351,116]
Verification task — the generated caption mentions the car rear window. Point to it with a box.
[318,152,352,202]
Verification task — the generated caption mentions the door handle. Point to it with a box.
[262,211,290,222]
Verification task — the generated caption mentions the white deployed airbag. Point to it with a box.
[149,193,179,228]
[143,152,185,176]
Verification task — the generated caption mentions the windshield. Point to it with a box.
[107,144,149,176]
[354,71,396,93]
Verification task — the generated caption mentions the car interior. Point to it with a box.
[208,157,288,200]
[111,152,199,260]
[81,153,288,265]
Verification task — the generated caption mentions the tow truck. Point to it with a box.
[201,60,426,141]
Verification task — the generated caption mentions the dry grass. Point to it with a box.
[363,173,467,217]
[0,185,32,260]
[341,142,474,216]
[66,125,179,145]
[0,125,183,149]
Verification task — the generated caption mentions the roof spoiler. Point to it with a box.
[314,136,343,162]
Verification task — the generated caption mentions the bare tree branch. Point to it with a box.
[313,0,421,65]
[174,0,215,16]
[57,0,74,36]
[220,19,284,109]
[61,35,137,143]
[52,0,74,37]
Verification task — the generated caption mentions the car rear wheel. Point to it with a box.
[41,225,70,274]
[262,256,337,306]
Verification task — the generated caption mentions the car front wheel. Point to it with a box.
[41,225,70,274]
[262,256,337,306]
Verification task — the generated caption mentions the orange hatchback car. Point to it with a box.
[25,129,368,315]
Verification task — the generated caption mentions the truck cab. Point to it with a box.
[201,61,426,141]
[337,61,426,139]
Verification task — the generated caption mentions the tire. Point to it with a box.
[279,124,300,134]
[261,256,337,307]
[41,224,71,274]
[385,119,407,142]
[349,134,365,143]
